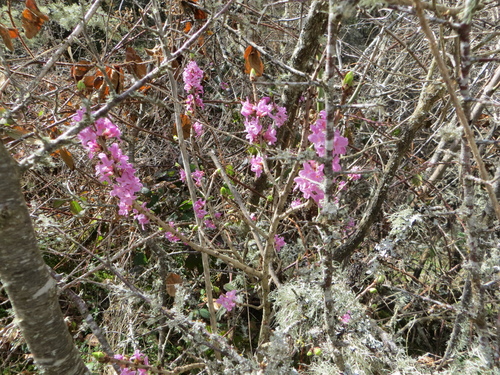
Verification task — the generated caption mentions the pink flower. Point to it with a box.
[179,168,187,183]
[95,153,115,183]
[192,121,204,136]
[348,166,361,181]
[274,235,286,252]
[334,129,348,155]
[271,105,287,127]
[204,219,216,229]
[244,117,262,143]
[183,61,204,113]
[309,111,327,157]
[290,199,302,208]
[332,155,342,172]
[241,98,255,117]
[216,290,238,312]
[263,126,277,145]
[133,203,150,230]
[294,160,325,206]
[192,169,204,186]
[73,108,86,122]
[183,61,204,94]
[95,117,121,139]
[250,156,264,178]
[340,311,351,325]
[165,221,180,242]
[193,199,207,219]
[255,97,273,117]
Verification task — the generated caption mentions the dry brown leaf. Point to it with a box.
[96,66,123,100]
[166,273,183,297]
[125,46,147,79]
[21,0,49,39]
[173,114,191,139]
[181,0,207,20]
[71,60,93,82]
[57,147,75,170]
[0,24,19,52]
[244,46,264,77]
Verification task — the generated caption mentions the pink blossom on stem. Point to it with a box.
[244,117,263,143]
[294,160,325,206]
[204,219,216,229]
[179,168,187,183]
[165,221,181,243]
[95,153,115,183]
[250,156,264,178]
[348,166,361,181]
[216,290,238,312]
[192,169,204,186]
[241,98,255,117]
[77,114,147,225]
[334,129,349,155]
[274,235,286,252]
[255,97,273,117]
[183,61,204,94]
[340,311,351,325]
[133,203,150,230]
[263,126,277,145]
[183,61,204,114]
[192,121,204,136]
[193,199,207,219]
[95,117,121,139]
[269,105,287,127]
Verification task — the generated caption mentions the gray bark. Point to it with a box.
[0,143,89,375]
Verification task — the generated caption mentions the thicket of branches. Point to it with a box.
[0,0,499,374]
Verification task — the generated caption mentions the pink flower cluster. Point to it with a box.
[165,221,181,243]
[114,350,149,375]
[183,61,204,114]
[340,311,351,325]
[274,235,286,252]
[193,199,207,219]
[250,155,264,178]
[76,110,149,228]
[308,110,348,171]
[294,161,325,205]
[216,290,238,312]
[241,97,287,145]
[180,168,204,187]
[294,110,349,207]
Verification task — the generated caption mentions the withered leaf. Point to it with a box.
[71,60,93,82]
[125,46,147,79]
[166,273,183,297]
[244,46,264,77]
[0,24,19,52]
[22,0,49,39]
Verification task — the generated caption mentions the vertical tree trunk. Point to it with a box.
[0,143,89,375]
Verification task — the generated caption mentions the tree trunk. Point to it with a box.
[0,143,89,375]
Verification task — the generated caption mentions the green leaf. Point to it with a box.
[69,200,83,215]
[77,79,86,91]
[52,198,67,209]
[179,200,193,211]
[133,251,148,266]
[343,71,354,87]
[199,308,211,319]
[411,174,423,187]
[220,186,232,198]
[225,164,235,176]
[92,351,106,360]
